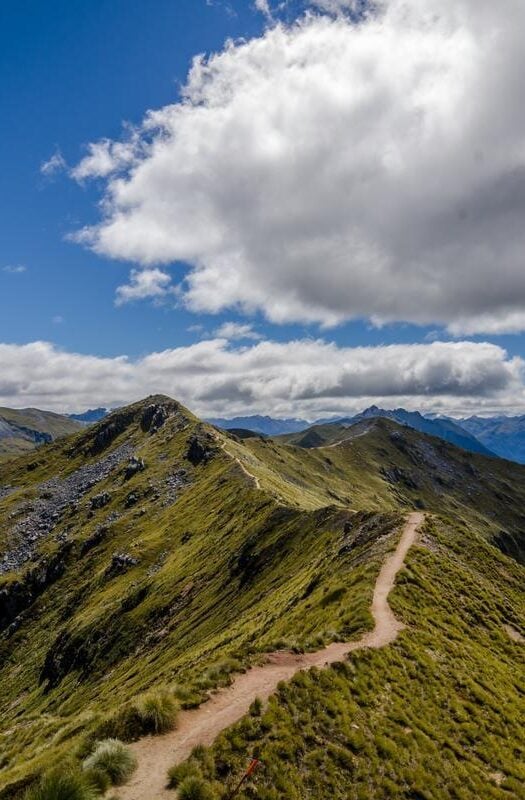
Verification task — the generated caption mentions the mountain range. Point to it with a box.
[209,406,494,457]
[0,395,524,799]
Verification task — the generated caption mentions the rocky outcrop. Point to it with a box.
[124,456,146,480]
[186,431,217,466]
[0,542,73,634]
[106,553,139,577]
[1,443,132,574]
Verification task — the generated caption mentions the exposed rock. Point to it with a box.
[0,542,74,633]
[124,456,146,480]
[186,433,216,466]
[106,552,139,577]
[380,466,420,490]
[80,525,109,557]
[1,444,132,574]
[124,491,139,508]
[141,403,172,433]
[90,492,111,510]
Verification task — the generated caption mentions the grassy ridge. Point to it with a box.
[184,516,525,799]
[1,397,524,797]
[0,399,400,794]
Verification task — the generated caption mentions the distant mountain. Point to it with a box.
[347,406,495,457]
[0,407,83,459]
[207,414,309,435]
[281,406,494,458]
[208,406,494,458]
[68,407,109,424]
[458,415,525,464]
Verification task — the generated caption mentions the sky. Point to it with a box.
[1,0,525,419]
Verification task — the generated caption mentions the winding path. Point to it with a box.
[115,512,424,800]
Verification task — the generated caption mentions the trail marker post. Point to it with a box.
[227,758,262,799]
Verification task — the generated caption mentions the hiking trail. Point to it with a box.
[115,512,424,800]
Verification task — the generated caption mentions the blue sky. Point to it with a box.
[1,0,525,417]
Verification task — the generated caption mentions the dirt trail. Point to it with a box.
[115,512,424,800]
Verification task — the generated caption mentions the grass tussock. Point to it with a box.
[177,777,218,800]
[83,740,137,786]
[135,690,179,734]
[24,769,98,800]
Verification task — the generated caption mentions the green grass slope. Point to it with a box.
[0,407,82,460]
[0,397,524,799]
[192,516,525,799]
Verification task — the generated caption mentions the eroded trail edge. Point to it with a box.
[116,512,424,800]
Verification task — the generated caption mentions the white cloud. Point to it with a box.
[254,0,273,20]
[115,268,176,306]
[2,265,27,274]
[71,135,141,181]
[0,339,522,418]
[40,150,66,177]
[71,0,525,335]
[214,321,262,340]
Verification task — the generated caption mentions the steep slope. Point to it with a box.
[0,407,82,460]
[192,515,525,799]
[1,397,524,800]
[459,414,525,464]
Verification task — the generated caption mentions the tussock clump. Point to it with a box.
[83,739,137,786]
[178,777,217,800]
[95,689,179,741]
[135,689,179,734]
[25,769,98,800]
[167,761,202,788]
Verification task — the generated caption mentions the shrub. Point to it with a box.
[136,690,179,734]
[83,739,137,786]
[178,777,217,800]
[25,769,98,800]
[167,761,202,788]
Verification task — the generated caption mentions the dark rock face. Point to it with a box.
[0,543,73,634]
[380,466,420,490]
[140,403,173,433]
[90,492,111,510]
[494,530,524,563]
[77,409,137,457]
[105,552,138,578]
[338,512,402,557]
[124,457,146,480]
[186,433,216,466]
[80,525,109,557]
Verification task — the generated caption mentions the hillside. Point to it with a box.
[0,407,82,460]
[0,396,524,799]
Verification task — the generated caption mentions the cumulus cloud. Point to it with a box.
[115,268,176,306]
[0,339,522,417]
[214,321,262,340]
[70,0,525,335]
